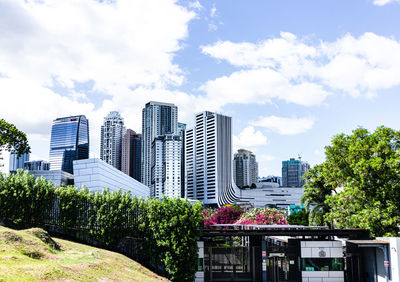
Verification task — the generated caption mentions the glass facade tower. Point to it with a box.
[49,115,89,174]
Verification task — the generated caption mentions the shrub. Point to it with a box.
[236,208,288,225]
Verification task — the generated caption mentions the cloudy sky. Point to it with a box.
[1,0,400,176]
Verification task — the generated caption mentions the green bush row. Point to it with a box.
[0,170,203,281]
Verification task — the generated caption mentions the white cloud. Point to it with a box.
[210,4,217,18]
[233,126,268,149]
[373,0,400,5]
[188,1,203,10]
[258,154,276,161]
[200,32,400,106]
[251,116,315,135]
[0,0,197,159]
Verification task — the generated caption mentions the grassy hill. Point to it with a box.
[0,225,169,281]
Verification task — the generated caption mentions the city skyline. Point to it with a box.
[1,0,400,176]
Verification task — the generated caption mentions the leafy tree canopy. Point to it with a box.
[304,126,400,237]
[0,119,30,156]
[301,163,333,227]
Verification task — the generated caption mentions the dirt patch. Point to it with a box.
[1,230,24,243]
[25,228,60,251]
[20,249,44,259]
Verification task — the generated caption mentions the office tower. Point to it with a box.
[141,101,178,188]
[185,111,238,207]
[233,149,258,188]
[282,157,310,187]
[9,150,30,172]
[100,111,125,170]
[24,160,50,171]
[49,115,89,174]
[121,129,141,181]
[259,175,282,187]
[151,134,182,198]
[178,123,186,198]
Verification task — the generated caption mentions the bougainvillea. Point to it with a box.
[236,208,288,225]
[202,205,244,227]
[202,206,288,228]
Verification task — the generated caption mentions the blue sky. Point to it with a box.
[1,0,400,176]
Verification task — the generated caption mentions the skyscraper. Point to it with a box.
[9,150,30,172]
[185,111,238,207]
[151,134,182,198]
[121,129,141,181]
[100,111,125,170]
[141,101,178,189]
[177,123,186,198]
[282,157,310,187]
[233,149,258,188]
[49,115,89,174]
[24,160,50,171]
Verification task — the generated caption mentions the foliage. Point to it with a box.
[0,170,54,225]
[0,171,202,281]
[236,208,288,225]
[301,164,333,226]
[311,127,400,237]
[202,205,244,227]
[0,119,30,156]
[287,209,309,226]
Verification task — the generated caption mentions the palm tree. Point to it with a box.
[301,164,333,227]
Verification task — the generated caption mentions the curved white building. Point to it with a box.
[185,111,238,207]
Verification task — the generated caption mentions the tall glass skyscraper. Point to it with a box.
[282,157,310,187]
[49,115,89,174]
[9,150,30,172]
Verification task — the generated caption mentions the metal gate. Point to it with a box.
[266,255,289,282]
[204,246,254,281]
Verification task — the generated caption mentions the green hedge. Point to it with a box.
[0,170,203,281]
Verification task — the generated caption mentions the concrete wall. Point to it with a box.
[301,241,344,282]
[30,170,73,186]
[377,237,400,282]
[73,158,149,198]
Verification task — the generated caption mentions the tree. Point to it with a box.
[321,127,400,236]
[0,119,30,156]
[301,164,333,226]
[287,209,309,226]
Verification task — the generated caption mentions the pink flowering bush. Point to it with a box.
[236,208,288,225]
[202,205,244,228]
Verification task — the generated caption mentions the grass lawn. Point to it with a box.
[0,225,169,281]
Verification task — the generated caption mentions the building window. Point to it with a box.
[301,258,344,271]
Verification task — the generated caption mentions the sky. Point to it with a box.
[1,0,400,176]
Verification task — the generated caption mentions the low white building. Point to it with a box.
[73,158,149,198]
[30,170,74,186]
[237,185,304,209]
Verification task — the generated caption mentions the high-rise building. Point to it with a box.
[121,129,141,181]
[151,134,182,198]
[282,157,310,187]
[49,115,89,174]
[100,111,125,170]
[185,111,238,207]
[177,123,186,198]
[9,150,30,172]
[141,101,178,188]
[24,160,50,171]
[233,149,258,188]
[259,175,282,187]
